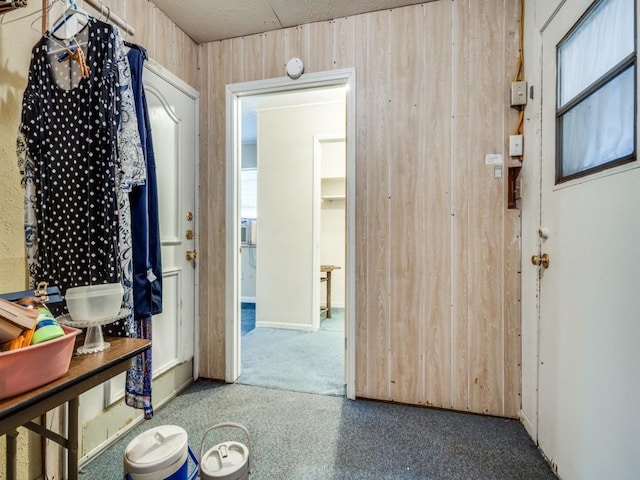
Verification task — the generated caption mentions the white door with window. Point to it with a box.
[537,0,640,478]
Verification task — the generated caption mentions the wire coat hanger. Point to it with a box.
[51,0,91,39]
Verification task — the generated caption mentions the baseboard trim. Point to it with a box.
[520,409,537,443]
[255,321,315,332]
[79,377,193,468]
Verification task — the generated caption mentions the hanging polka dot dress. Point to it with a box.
[18,19,124,308]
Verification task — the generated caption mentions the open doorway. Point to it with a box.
[225,70,356,399]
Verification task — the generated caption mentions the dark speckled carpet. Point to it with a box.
[80,381,556,480]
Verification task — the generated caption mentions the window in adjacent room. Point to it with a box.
[241,168,257,219]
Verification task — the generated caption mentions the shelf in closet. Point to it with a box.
[321,194,346,200]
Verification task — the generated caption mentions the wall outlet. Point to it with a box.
[510,81,527,107]
[509,134,523,157]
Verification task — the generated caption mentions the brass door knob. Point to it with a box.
[531,253,550,268]
[186,250,198,261]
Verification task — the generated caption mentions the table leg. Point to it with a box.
[68,398,79,480]
[326,271,332,318]
[6,430,18,480]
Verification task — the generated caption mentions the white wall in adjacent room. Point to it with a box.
[256,102,345,330]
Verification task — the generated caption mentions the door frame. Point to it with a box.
[313,133,347,331]
[224,68,357,399]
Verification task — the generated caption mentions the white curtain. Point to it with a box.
[558,0,634,106]
[562,67,634,176]
[558,0,635,176]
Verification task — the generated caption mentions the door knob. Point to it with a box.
[186,250,198,261]
[531,253,550,269]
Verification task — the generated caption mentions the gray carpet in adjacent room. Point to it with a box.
[238,309,345,396]
[79,381,556,480]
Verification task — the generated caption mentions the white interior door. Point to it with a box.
[144,64,198,372]
[537,0,640,478]
[104,63,198,405]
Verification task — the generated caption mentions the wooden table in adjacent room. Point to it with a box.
[0,337,151,480]
[320,264,341,318]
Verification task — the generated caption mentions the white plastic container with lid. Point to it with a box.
[65,282,123,322]
[200,423,251,480]
[124,425,198,480]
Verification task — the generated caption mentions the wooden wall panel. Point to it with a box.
[353,13,370,397]
[389,6,425,405]
[422,0,453,409]
[198,0,522,417]
[284,26,304,64]
[243,34,264,82]
[264,29,286,79]
[333,16,355,70]
[504,209,522,417]
[208,40,232,378]
[307,21,334,73]
[154,8,174,70]
[124,0,154,60]
[176,31,199,89]
[197,43,212,377]
[231,37,244,83]
[467,0,506,416]
[363,10,392,401]
[503,0,523,418]
[451,0,471,413]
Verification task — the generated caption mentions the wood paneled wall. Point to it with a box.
[198,0,522,417]
[81,0,198,89]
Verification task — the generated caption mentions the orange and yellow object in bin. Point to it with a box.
[0,299,65,351]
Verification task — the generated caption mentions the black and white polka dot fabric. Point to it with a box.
[17,19,127,312]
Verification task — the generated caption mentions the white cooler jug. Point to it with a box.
[124,425,198,480]
[200,423,251,480]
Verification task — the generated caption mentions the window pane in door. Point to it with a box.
[560,66,634,177]
[558,0,634,107]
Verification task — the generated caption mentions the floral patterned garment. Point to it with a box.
[105,27,146,338]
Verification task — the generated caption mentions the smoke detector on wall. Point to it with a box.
[286,57,304,79]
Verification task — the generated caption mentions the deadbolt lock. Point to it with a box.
[186,229,194,240]
[186,250,198,261]
[186,211,194,221]
[531,253,550,269]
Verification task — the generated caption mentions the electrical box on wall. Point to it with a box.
[509,135,523,156]
[510,81,527,107]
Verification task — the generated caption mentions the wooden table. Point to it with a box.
[0,337,151,480]
[320,265,341,318]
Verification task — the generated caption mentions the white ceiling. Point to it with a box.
[149,0,428,44]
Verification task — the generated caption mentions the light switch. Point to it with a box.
[510,81,527,107]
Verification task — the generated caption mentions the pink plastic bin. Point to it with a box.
[0,325,81,400]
